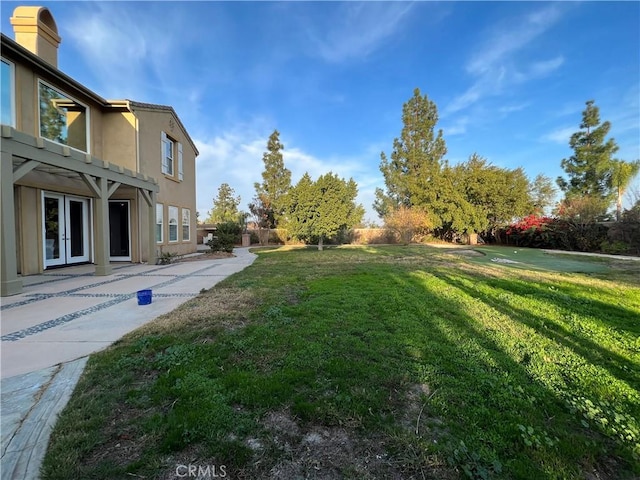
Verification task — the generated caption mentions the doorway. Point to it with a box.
[42,193,91,268]
[109,200,131,261]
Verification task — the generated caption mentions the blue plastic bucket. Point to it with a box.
[137,289,152,305]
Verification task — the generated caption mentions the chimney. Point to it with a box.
[10,6,61,68]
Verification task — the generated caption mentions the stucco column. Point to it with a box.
[147,191,156,266]
[1,152,23,296]
[94,176,113,276]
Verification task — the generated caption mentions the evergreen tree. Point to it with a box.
[376,88,447,220]
[556,100,618,207]
[451,154,532,239]
[435,162,488,240]
[288,172,364,250]
[254,130,291,227]
[207,183,241,224]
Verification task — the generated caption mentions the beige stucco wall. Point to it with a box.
[135,108,197,256]
[102,110,137,171]
[15,186,43,275]
[13,62,35,135]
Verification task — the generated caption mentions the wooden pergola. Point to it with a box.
[1,126,159,296]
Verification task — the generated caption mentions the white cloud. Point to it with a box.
[445,4,565,116]
[306,2,415,63]
[443,116,469,136]
[499,102,530,114]
[541,125,575,144]
[62,3,199,104]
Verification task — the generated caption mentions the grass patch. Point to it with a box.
[42,246,640,479]
[471,246,611,273]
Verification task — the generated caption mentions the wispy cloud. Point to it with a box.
[63,3,163,99]
[305,2,415,63]
[443,116,470,136]
[445,4,566,116]
[499,102,530,114]
[541,125,575,145]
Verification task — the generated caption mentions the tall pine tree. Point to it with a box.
[375,88,447,223]
[557,100,618,205]
[206,183,241,224]
[254,130,291,227]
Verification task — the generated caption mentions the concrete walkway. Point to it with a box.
[0,248,256,480]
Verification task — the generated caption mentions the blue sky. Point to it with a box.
[2,1,639,222]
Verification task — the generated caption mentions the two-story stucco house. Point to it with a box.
[1,6,199,296]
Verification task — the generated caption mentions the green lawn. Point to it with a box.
[42,246,640,479]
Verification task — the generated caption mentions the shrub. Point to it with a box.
[503,215,609,252]
[207,221,241,253]
[600,240,630,255]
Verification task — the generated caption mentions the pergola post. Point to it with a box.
[1,152,23,296]
[147,191,157,266]
[94,176,112,276]
[140,189,156,266]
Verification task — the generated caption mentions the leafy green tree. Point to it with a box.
[529,173,558,215]
[376,88,447,219]
[429,155,533,241]
[254,130,291,227]
[434,162,488,240]
[556,100,619,211]
[206,183,241,224]
[610,159,640,221]
[288,172,364,250]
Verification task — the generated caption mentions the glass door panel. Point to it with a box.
[43,194,65,267]
[65,196,90,263]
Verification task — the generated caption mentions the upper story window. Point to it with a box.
[161,131,184,180]
[1,58,15,127]
[161,132,174,176]
[38,80,89,152]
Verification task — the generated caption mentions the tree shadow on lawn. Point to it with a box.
[435,269,639,389]
[390,271,638,478]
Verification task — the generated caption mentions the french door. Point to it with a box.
[43,193,91,268]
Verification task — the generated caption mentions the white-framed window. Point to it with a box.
[182,208,190,241]
[161,131,183,180]
[168,206,179,242]
[156,203,163,243]
[38,80,89,152]
[162,132,174,176]
[1,57,15,127]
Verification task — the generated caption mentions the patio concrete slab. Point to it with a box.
[0,248,257,480]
